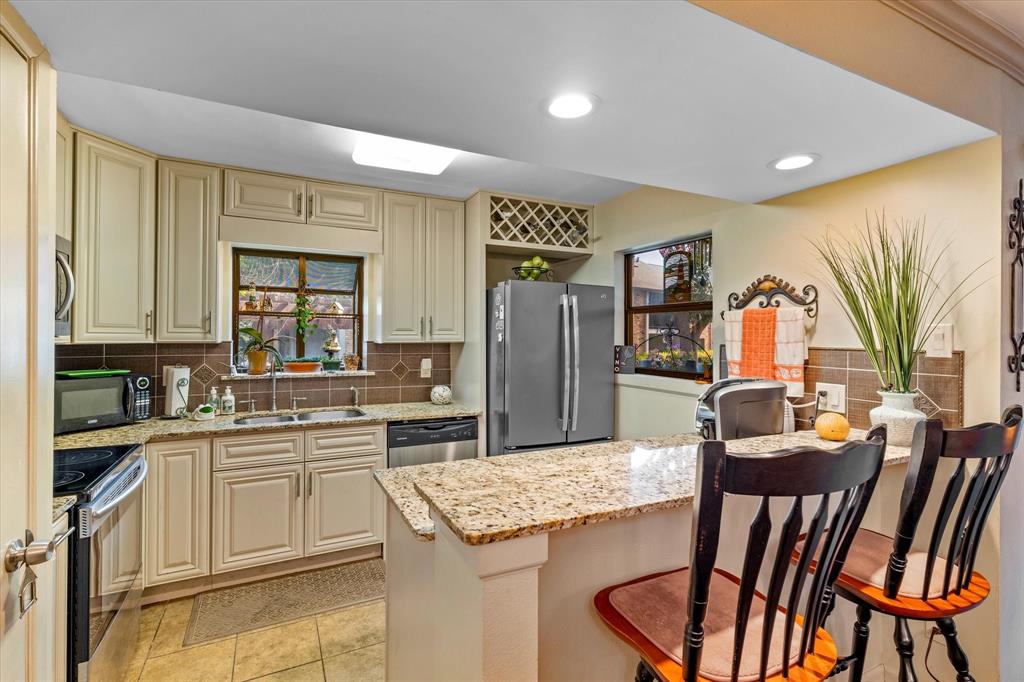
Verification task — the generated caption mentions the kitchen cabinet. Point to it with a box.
[304,454,385,555]
[156,160,221,342]
[378,193,465,342]
[145,440,210,586]
[73,133,156,343]
[55,113,73,242]
[51,514,70,682]
[212,463,304,573]
[213,431,304,470]
[223,168,306,223]
[305,424,384,461]
[307,180,381,231]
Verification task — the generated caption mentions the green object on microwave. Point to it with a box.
[55,369,131,379]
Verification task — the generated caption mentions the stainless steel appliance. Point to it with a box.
[55,235,74,339]
[387,417,478,467]
[487,280,614,456]
[54,370,152,434]
[54,443,147,682]
[694,378,787,440]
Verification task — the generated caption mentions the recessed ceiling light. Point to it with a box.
[352,132,460,175]
[547,93,596,119]
[770,154,819,171]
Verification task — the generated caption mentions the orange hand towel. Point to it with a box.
[739,307,777,380]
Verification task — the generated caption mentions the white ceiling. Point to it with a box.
[15,0,994,204]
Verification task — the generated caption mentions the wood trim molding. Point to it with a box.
[882,0,1024,85]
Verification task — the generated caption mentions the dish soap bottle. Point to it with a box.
[208,386,221,415]
[222,386,236,415]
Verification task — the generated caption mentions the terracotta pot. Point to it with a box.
[247,350,269,375]
[283,361,322,373]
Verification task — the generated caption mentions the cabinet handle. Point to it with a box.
[307,471,313,497]
[295,473,300,499]
[297,192,303,216]
[420,317,424,337]
[145,310,153,336]
[204,311,212,334]
[308,192,313,216]
[429,316,433,337]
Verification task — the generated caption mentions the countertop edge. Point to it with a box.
[373,470,435,542]
[52,495,76,522]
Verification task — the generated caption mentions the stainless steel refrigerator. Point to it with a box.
[487,280,614,456]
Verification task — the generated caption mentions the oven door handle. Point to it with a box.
[79,459,147,536]
[55,251,75,319]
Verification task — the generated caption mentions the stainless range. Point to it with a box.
[54,443,147,682]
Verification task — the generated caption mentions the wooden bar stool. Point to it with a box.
[594,429,887,682]
[794,406,1022,682]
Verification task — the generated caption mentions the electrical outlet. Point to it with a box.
[815,382,847,414]
[420,357,432,378]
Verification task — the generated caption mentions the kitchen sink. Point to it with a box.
[233,415,299,425]
[295,408,364,421]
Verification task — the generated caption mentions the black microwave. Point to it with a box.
[54,370,152,434]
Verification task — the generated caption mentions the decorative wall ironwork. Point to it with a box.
[1007,179,1024,391]
[721,274,819,319]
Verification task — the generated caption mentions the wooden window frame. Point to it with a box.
[624,237,713,380]
[233,248,363,362]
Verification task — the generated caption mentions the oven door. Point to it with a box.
[55,376,133,434]
[73,458,146,681]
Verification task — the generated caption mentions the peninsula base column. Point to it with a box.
[430,512,549,682]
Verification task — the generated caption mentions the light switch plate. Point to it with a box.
[420,357,432,378]
[815,382,847,414]
[926,323,953,358]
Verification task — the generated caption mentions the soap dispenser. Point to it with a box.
[208,386,221,415]
[222,386,236,415]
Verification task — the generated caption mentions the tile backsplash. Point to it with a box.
[794,347,964,430]
[55,342,453,415]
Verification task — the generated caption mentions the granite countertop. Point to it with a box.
[385,430,910,546]
[53,402,480,449]
[52,495,76,522]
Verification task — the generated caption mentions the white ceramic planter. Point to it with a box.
[870,391,925,447]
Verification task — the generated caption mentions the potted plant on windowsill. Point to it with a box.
[813,213,986,446]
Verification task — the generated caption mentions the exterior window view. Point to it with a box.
[2,2,1023,682]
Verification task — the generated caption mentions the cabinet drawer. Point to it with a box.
[305,425,385,461]
[214,431,303,470]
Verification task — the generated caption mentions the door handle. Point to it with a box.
[570,295,580,432]
[560,294,570,431]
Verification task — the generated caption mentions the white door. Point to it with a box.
[425,198,465,341]
[1,7,57,678]
[156,160,220,341]
[212,464,304,573]
[73,133,156,342]
[223,169,306,223]
[380,192,425,341]
[145,440,211,585]
[307,180,381,231]
[304,455,385,555]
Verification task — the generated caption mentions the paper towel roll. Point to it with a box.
[163,365,191,417]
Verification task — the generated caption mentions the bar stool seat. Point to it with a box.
[595,567,836,682]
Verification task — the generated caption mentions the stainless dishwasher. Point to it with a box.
[387,417,478,467]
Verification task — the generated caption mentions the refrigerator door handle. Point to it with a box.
[570,294,581,432]
[560,293,570,431]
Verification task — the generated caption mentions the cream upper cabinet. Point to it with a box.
[157,161,220,342]
[304,454,385,556]
[380,192,426,341]
[55,113,73,242]
[146,440,211,586]
[223,169,306,223]
[425,198,465,341]
[73,133,156,343]
[308,181,381,231]
[212,463,304,573]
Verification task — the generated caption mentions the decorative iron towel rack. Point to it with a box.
[721,274,819,319]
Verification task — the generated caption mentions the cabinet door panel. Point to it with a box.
[157,161,220,341]
[380,192,425,341]
[305,425,384,461]
[213,464,303,573]
[425,198,465,341]
[308,181,381,231]
[145,440,210,585]
[55,113,73,242]
[73,134,155,342]
[213,431,303,470]
[223,169,305,223]
[305,455,385,555]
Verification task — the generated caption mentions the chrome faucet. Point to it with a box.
[270,361,278,411]
[350,385,360,407]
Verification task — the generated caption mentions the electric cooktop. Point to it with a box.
[53,443,141,497]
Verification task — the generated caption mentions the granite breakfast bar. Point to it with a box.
[375,430,912,682]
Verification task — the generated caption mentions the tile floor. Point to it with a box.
[123,596,385,681]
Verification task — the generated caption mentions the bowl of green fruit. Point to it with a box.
[513,256,552,281]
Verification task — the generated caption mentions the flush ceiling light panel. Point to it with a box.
[352,132,460,175]
[547,93,597,119]
[770,154,819,170]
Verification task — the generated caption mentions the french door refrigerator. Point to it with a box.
[487,280,614,456]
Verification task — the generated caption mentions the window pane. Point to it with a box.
[238,254,299,289]
[308,293,356,316]
[307,258,359,292]
[306,318,359,360]
[631,310,712,374]
[237,290,296,314]
[628,237,712,306]
[238,315,298,360]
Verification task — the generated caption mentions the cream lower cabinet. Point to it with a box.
[305,454,385,556]
[145,440,210,586]
[52,514,70,682]
[212,463,304,573]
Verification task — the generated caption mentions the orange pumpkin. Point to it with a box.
[815,412,851,442]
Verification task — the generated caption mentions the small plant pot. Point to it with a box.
[321,359,342,371]
[870,391,925,447]
[247,350,269,375]
[283,361,322,373]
